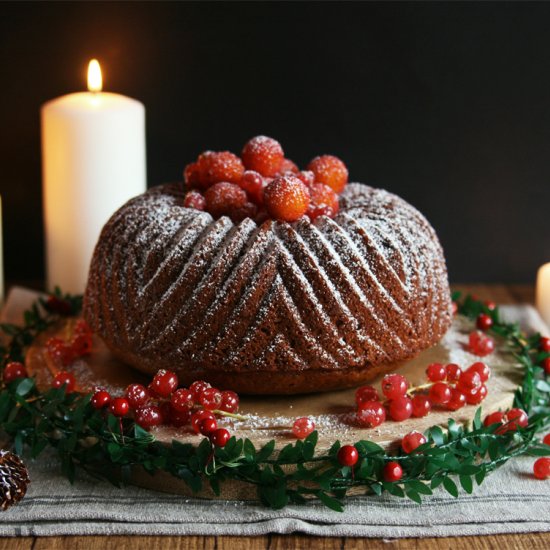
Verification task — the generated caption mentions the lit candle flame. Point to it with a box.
[87,59,102,93]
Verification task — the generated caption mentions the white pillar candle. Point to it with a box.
[536,262,550,329]
[41,59,146,294]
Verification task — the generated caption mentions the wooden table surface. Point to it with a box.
[2,284,549,549]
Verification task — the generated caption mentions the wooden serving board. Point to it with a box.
[23,311,521,500]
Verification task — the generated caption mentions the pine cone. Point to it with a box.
[0,450,30,511]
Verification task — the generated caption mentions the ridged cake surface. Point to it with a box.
[84,183,452,394]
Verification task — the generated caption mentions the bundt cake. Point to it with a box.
[83,179,453,394]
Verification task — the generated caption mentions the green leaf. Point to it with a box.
[428,426,445,446]
[257,440,275,462]
[473,408,483,430]
[442,477,459,498]
[383,482,405,498]
[475,468,486,485]
[15,378,35,397]
[406,480,432,495]
[459,475,473,494]
[317,491,344,512]
[405,489,422,504]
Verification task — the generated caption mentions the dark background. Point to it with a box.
[1,1,549,285]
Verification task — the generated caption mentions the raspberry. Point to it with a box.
[230,201,258,224]
[200,387,222,411]
[506,408,528,431]
[52,371,76,393]
[150,369,178,398]
[292,417,315,439]
[241,136,284,177]
[381,374,409,400]
[210,428,231,447]
[533,457,550,480]
[468,362,491,382]
[383,461,403,482]
[356,401,386,428]
[464,384,487,405]
[388,396,413,421]
[446,388,466,411]
[238,170,265,205]
[401,431,427,454]
[109,397,129,417]
[426,362,446,382]
[191,410,216,434]
[197,151,244,186]
[189,380,211,401]
[91,389,111,409]
[476,313,493,331]
[337,445,359,467]
[135,405,164,429]
[264,175,310,222]
[484,411,506,427]
[445,363,462,382]
[3,362,28,383]
[171,388,195,413]
[539,336,550,352]
[306,183,339,221]
[411,394,431,417]
[280,158,299,174]
[429,382,452,405]
[184,161,202,189]
[307,155,348,193]
[183,190,206,211]
[125,384,149,409]
[204,181,248,220]
[468,331,495,356]
[199,417,218,436]
[355,385,380,408]
[219,390,239,413]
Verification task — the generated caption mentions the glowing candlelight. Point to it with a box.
[536,263,550,329]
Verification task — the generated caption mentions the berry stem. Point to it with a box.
[211,409,249,421]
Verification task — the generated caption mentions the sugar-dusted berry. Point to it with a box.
[264,175,310,222]
[197,151,245,186]
[135,405,164,429]
[307,155,348,193]
[184,190,206,211]
[189,380,212,401]
[280,158,299,174]
[306,183,339,221]
[125,383,149,409]
[219,390,239,413]
[171,388,195,413]
[356,401,386,428]
[292,417,315,439]
[200,387,223,411]
[204,182,247,219]
[242,136,284,177]
[401,431,427,454]
[296,170,315,187]
[150,369,179,398]
[191,410,216,434]
[238,170,265,205]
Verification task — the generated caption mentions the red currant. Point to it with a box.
[109,397,129,417]
[381,373,409,400]
[485,300,496,311]
[426,362,446,382]
[429,382,452,405]
[544,433,550,446]
[184,161,202,189]
[539,337,550,352]
[484,411,506,427]
[464,384,487,405]
[337,445,359,467]
[242,136,284,177]
[506,408,528,431]
[183,190,206,211]
[264,175,310,222]
[445,363,462,382]
[446,388,467,411]
[200,387,223,411]
[476,313,493,331]
[170,407,192,428]
[383,461,403,482]
[307,155,348,193]
[219,390,239,413]
[468,362,491,382]
[533,457,550,480]
[52,371,76,393]
[542,358,550,375]
[401,431,427,454]
[280,158,299,174]
[71,332,93,356]
[468,331,495,357]
[150,369,178,398]
[411,394,431,417]
[198,151,245,186]
[388,396,413,422]
[238,170,265,205]
[171,388,195,412]
[458,369,482,392]
[292,417,315,439]
[199,417,218,436]
[355,385,380,408]
[189,380,212,401]
[46,337,76,366]
[191,410,216,434]
[210,428,231,447]
[45,295,72,315]
[306,183,339,221]
[91,389,111,409]
[356,401,386,428]
[125,384,149,409]
[205,182,247,219]
[135,405,164,429]
[296,170,315,187]
[3,361,28,383]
